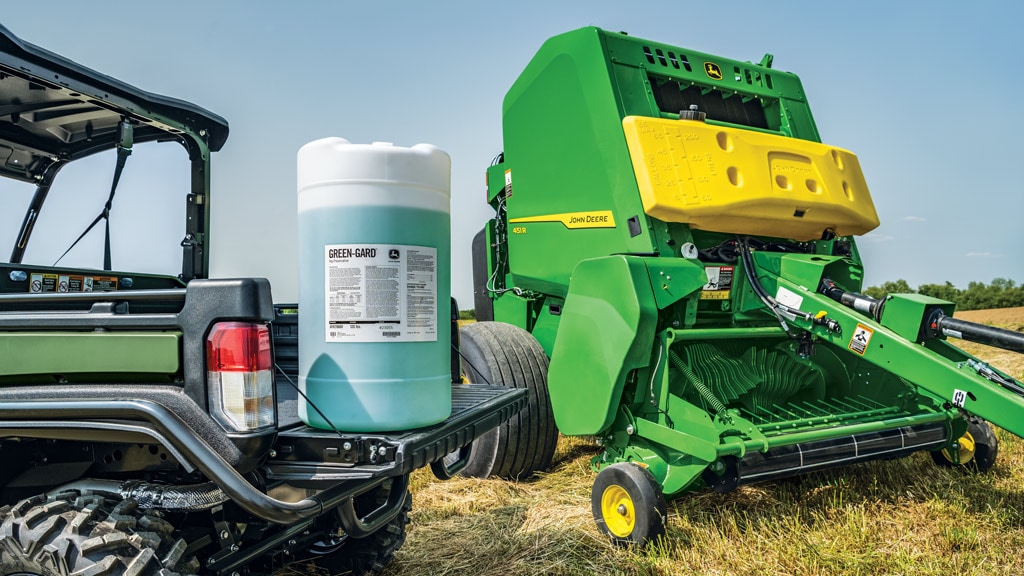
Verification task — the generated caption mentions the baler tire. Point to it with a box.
[931,416,999,473]
[0,490,198,576]
[301,476,412,576]
[456,321,557,479]
[591,462,667,547]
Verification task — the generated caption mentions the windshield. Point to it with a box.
[0,142,189,276]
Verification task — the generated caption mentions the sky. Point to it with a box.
[0,1,1021,307]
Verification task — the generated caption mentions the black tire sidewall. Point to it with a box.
[967,417,998,472]
[930,416,999,473]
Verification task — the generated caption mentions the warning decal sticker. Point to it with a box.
[325,243,437,343]
[849,323,874,355]
[29,273,115,293]
[29,273,57,293]
[700,266,734,300]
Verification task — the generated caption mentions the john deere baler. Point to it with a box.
[465,26,1024,545]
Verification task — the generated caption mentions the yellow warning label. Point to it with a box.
[849,323,874,355]
[700,290,731,300]
[29,273,58,293]
[700,265,733,300]
[509,210,616,229]
[704,62,723,80]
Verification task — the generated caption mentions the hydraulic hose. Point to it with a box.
[51,480,228,511]
[738,237,841,334]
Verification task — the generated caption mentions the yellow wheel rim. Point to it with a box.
[601,484,635,538]
[942,431,976,465]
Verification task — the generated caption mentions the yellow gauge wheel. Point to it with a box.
[591,462,667,546]
[941,431,976,465]
[931,417,998,473]
[600,484,636,538]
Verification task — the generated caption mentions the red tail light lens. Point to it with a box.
[206,322,272,372]
[206,322,275,431]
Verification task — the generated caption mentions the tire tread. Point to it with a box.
[457,321,558,479]
[0,491,196,576]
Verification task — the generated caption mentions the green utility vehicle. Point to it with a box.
[465,27,1024,544]
[0,23,525,575]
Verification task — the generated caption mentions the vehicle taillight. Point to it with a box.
[206,322,275,431]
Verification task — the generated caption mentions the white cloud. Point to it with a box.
[965,252,997,258]
[902,216,927,222]
[863,234,896,243]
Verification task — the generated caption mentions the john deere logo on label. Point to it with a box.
[704,62,723,80]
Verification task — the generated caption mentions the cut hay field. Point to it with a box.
[379,308,1024,575]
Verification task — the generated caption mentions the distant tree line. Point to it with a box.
[863,278,1024,310]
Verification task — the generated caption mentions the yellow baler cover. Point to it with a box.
[622,116,879,240]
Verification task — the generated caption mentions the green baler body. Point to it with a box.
[490,28,818,301]
[480,27,1024,495]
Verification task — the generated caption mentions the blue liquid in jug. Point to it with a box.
[298,204,451,431]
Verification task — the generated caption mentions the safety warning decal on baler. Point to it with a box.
[324,244,437,343]
[700,266,733,300]
[849,323,874,355]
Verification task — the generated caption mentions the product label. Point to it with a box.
[775,286,804,309]
[700,266,734,300]
[849,323,874,355]
[324,243,437,343]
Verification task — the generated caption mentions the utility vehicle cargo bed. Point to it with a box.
[265,384,526,483]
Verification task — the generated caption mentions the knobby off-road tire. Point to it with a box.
[0,491,198,576]
[303,476,411,576]
[931,416,999,473]
[457,322,558,479]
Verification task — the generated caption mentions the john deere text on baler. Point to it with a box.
[462,27,1024,544]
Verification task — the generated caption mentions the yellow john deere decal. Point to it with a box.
[510,210,616,229]
[704,62,723,80]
